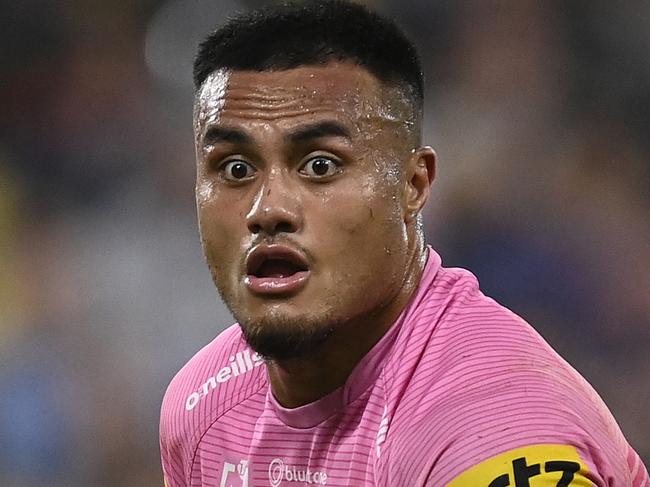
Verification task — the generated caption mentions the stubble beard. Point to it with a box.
[237,311,338,361]
[211,266,339,361]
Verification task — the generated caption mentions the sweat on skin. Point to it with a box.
[192,62,436,408]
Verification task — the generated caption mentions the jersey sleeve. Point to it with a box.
[415,364,648,486]
[436,443,649,487]
[412,280,649,486]
[443,444,599,486]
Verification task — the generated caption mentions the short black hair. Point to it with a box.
[193,0,423,105]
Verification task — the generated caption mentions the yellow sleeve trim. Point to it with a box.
[447,444,592,486]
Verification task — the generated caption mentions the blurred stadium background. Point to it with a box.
[1,0,648,485]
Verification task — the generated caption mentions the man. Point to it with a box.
[160,1,648,485]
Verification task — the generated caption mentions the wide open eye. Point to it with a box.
[299,156,341,178]
[221,160,256,181]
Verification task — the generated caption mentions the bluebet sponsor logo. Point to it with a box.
[185,349,264,411]
[268,458,327,486]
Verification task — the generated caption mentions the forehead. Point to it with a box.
[193,63,396,135]
[229,63,382,100]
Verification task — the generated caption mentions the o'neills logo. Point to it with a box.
[186,349,264,411]
[268,458,327,486]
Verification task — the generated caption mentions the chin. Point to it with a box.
[236,310,338,361]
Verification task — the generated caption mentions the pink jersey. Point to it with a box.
[160,248,648,486]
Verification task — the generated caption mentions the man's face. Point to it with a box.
[194,62,420,359]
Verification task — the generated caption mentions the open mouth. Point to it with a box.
[251,258,307,279]
[245,245,310,295]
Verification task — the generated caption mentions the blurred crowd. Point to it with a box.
[1,1,648,485]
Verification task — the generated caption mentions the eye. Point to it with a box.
[220,160,256,181]
[299,156,341,178]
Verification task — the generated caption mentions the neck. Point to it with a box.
[267,241,427,408]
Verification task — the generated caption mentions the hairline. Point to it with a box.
[195,61,420,97]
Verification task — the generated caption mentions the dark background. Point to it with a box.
[1,1,648,485]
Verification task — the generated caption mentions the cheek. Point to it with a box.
[315,183,405,265]
[337,178,403,234]
[312,193,407,314]
[196,180,245,229]
[196,189,246,263]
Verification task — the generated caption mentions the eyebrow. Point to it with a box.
[202,120,351,148]
[286,121,351,144]
[203,126,252,147]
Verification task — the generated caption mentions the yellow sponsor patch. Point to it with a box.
[447,444,592,486]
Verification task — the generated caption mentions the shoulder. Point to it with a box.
[395,263,555,393]
[159,324,267,477]
[389,264,637,485]
[390,346,635,485]
[410,263,584,388]
[423,363,632,483]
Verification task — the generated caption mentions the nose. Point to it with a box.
[246,172,302,236]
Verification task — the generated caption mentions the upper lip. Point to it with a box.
[245,243,310,276]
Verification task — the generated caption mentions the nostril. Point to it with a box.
[248,221,295,235]
[276,222,295,233]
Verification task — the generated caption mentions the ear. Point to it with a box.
[403,146,436,223]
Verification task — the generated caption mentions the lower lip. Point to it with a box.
[244,271,310,296]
